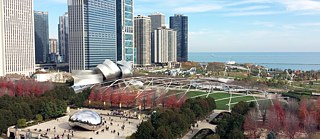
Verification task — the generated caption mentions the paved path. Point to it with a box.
[182,121,216,139]
[10,109,146,139]
[182,110,227,139]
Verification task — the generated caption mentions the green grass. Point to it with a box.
[230,96,256,103]
[209,93,241,100]
[187,91,207,98]
[187,91,260,110]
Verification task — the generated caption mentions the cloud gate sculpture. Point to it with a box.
[72,60,133,86]
[69,110,103,131]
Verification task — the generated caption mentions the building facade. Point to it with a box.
[116,0,134,63]
[148,13,165,32]
[149,13,165,63]
[170,14,188,62]
[34,11,49,64]
[134,15,151,66]
[153,27,177,63]
[58,12,69,63]
[68,0,117,71]
[0,0,35,76]
[49,39,58,54]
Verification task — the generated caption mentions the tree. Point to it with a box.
[156,126,174,139]
[17,119,27,128]
[284,112,300,139]
[35,114,43,123]
[244,110,259,138]
[299,100,308,123]
[232,101,249,115]
[135,121,155,139]
[206,134,220,139]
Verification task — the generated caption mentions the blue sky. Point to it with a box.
[34,0,320,52]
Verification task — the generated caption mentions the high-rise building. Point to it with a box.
[0,0,35,76]
[149,13,165,63]
[153,26,177,63]
[170,14,188,62]
[49,39,58,54]
[134,15,151,66]
[68,0,117,71]
[148,13,165,32]
[58,12,69,63]
[34,11,49,64]
[116,0,134,63]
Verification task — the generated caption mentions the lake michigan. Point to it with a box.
[189,52,320,71]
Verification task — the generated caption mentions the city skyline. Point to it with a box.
[34,0,320,52]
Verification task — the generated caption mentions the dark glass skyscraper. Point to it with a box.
[58,12,68,63]
[170,14,188,62]
[68,0,117,71]
[34,11,49,64]
[116,0,134,63]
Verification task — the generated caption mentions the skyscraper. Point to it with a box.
[58,12,69,63]
[134,15,151,66]
[170,14,188,62]
[49,39,58,54]
[149,13,165,63]
[148,13,165,32]
[68,0,117,71]
[116,0,134,63]
[34,11,49,64]
[153,26,177,63]
[0,0,35,76]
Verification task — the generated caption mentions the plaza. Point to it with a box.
[8,109,147,139]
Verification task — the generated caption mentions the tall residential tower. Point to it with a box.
[68,0,117,71]
[116,0,134,63]
[148,13,165,32]
[0,0,35,76]
[170,14,188,62]
[153,27,177,63]
[34,11,49,64]
[134,15,151,66]
[58,12,69,63]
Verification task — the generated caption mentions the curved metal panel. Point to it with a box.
[69,110,103,131]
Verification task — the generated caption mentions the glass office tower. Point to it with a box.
[170,14,188,62]
[68,0,117,71]
[34,11,49,64]
[116,0,134,64]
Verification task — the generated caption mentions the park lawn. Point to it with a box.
[187,91,207,98]
[209,93,241,100]
[215,99,230,110]
[215,96,257,110]
[230,96,257,103]
[187,91,258,110]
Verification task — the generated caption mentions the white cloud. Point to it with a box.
[279,0,320,12]
[174,4,222,13]
[225,11,281,16]
[226,5,270,11]
[252,21,275,27]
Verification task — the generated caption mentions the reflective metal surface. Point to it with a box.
[72,59,133,87]
[69,110,103,131]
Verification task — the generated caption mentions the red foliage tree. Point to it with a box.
[244,110,259,139]
[88,89,96,101]
[266,106,282,135]
[166,95,177,108]
[284,112,300,139]
[299,100,308,124]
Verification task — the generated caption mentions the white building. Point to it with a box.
[153,26,177,63]
[0,0,35,76]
